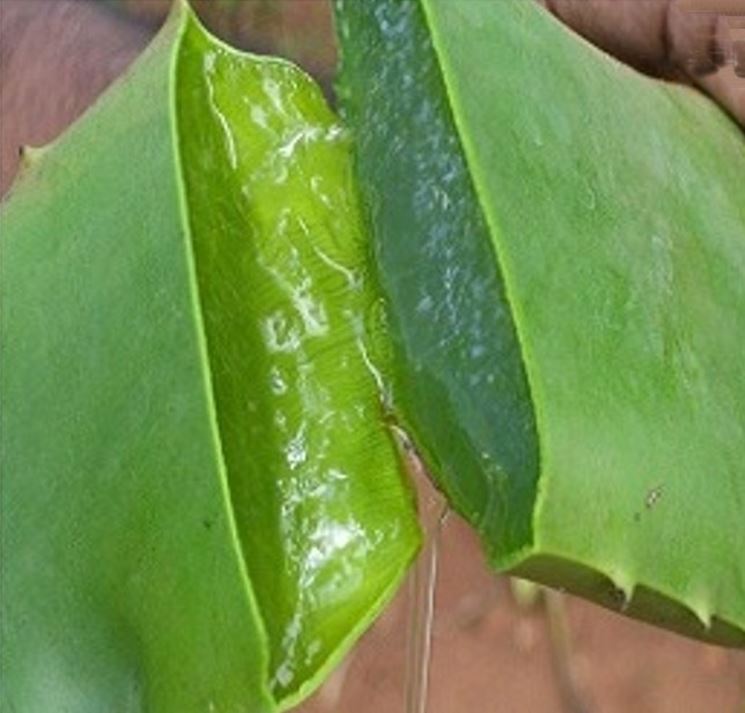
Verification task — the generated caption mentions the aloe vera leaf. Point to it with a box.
[175,14,419,708]
[335,0,745,646]
[0,4,418,711]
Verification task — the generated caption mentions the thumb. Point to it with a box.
[543,0,745,126]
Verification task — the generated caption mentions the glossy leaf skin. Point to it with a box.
[336,0,745,645]
[334,0,540,559]
[176,16,419,708]
[1,5,418,712]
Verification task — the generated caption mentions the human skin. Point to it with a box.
[543,0,745,125]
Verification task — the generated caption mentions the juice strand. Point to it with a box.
[404,466,447,713]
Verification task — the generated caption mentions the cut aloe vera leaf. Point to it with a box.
[0,5,419,712]
[335,0,745,646]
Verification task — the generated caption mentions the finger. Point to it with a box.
[544,0,672,75]
[543,0,745,126]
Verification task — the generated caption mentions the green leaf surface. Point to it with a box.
[336,0,745,646]
[1,5,419,712]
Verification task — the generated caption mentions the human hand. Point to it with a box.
[542,0,745,126]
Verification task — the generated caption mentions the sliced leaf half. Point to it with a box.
[336,0,745,646]
[1,5,419,712]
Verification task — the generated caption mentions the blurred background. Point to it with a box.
[1,2,744,711]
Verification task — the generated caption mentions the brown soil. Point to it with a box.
[2,3,743,712]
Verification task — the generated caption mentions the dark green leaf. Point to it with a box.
[336,0,745,646]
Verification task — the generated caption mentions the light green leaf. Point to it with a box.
[335,0,745,646]
[1,5,419,712]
